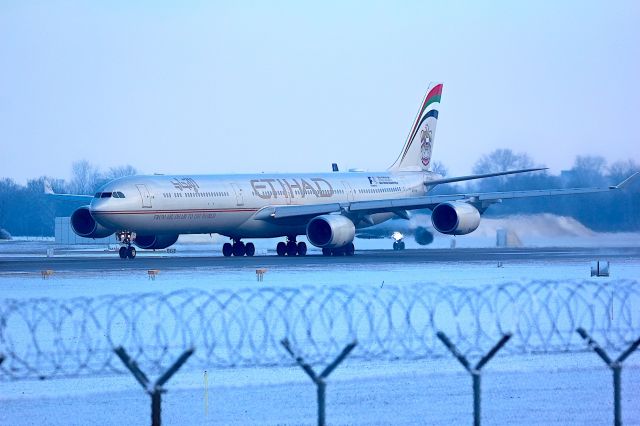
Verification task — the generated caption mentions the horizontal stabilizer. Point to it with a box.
[425,168,547,186]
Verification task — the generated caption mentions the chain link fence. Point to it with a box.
[1,280,638,380]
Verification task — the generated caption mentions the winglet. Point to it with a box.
[610,172,640,190]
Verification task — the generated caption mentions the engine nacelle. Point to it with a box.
[431,202,481,235]
[70,206,114,239]
[134,234,179,250]
[306,215,355,248]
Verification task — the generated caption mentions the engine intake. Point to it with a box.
[70,206,114,239]
[134,234,179,250]
[431,202,481,235]
[306,215,355,248]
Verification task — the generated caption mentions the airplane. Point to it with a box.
[51,82,638,259]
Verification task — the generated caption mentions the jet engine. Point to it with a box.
[134,234,179,250]
[431,201,481,235]
[414,227,435,245]
[306,215,355,248]
[70,206,114,239]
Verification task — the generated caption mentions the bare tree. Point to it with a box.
[607,159,638,182]
[472,149,535,174]
[430,161,448,177]
[570,155,607,186]
[69,160,101,194]
[105,165,138,180]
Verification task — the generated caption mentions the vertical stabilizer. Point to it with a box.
[389,82,443,172]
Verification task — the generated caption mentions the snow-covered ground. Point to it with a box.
[1,353,638,425]
[1,216,639,425]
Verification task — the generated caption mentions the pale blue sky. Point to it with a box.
[1,1,639,184]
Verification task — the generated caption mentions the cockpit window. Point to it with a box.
[95,191,125,198]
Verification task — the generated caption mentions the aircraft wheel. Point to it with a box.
[232,241,246,256]
[398,241,405,250]
[119,246,127,259]
[322,248,331,256]
[332,248,345,256]
[297,242,307,256]
[393,241,398,251]
[126,246,136,259]
[222,242,233,257]
[276,242,287,256]
[286,241,298,256]
[245,242,255,257]
[345,242,355,256]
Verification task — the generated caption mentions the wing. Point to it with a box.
[253,172,639,222]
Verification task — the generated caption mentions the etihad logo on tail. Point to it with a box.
[420,124,433,167]
[398,83,442,165]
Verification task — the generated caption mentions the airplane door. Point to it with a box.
[342,181,354,202]
[230,183,244,206]
[136,184,152,208]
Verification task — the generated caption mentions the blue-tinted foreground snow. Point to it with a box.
[1,354,639,425]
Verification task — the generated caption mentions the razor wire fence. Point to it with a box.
[0,280,638,380]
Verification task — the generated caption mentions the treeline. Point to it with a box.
[0,153,638,237]
[0,161,137,237]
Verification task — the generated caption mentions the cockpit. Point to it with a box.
[94,191,126,198]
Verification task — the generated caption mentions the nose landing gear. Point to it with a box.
[116,232,137,259]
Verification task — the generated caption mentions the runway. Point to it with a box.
[1,246,639,273]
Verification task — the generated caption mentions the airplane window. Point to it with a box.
[94,192,101,198]
[101,192,112,198]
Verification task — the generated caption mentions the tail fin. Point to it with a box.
[388,82,443,172]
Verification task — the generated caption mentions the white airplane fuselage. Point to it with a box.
[91,171,428,239]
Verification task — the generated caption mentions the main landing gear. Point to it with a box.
[276,237,307,257]
[321,242,355,256]
[222,239,256,257]
[117,232,137,259]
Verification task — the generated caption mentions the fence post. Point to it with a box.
[281,338,357,426]
[576,328,640,426]
[114,346,195,426]
[437,331,512,426]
